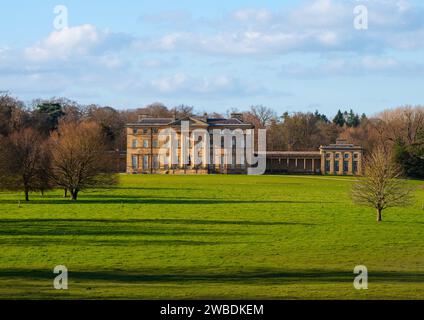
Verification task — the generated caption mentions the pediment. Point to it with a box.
[169,117,209,127]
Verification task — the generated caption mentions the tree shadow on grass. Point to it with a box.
[0,197,336,205]
[103,187,200,191]
[0,218,315,227]
[0,224,257,238]
[0,238,244,247]
[0,268,423,284]
[0,218,313,244]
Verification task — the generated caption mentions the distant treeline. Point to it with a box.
[0,93,423,181]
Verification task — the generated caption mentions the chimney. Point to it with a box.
[336,138,348,145]
[200,112,208,122]
[231,113,244,121]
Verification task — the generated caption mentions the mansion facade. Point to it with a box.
[126,114,363,176]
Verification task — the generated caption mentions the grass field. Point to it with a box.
[0,175,423,300]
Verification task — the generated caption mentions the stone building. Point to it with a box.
[266,151,323,175]
[320,139,363,175]
[126,115,363,176]
[266,139,363,175]
[126,114,254,174]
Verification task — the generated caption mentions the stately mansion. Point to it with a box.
[126,114,363,176]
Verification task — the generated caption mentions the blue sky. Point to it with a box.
[1,0,424,116]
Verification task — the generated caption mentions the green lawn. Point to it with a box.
[0,175,423,300]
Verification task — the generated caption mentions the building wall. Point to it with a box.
[320,149,363,176]
[266,157,322,174]
[127,124,364,176]
[126,126,249,175]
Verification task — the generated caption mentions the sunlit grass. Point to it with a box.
[0,175,423,299]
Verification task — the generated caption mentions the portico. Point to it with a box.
[320,139,363,175]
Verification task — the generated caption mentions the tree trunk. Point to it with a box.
[71,189,79,201]
[24,187,29,202]
[377,208,382,222]
[64,189,68,198]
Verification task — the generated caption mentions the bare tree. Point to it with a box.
[171,104,194,119]
[0,128,51,201]
[141,102,172,118]
[86,105,126,150]
[50,121,118,201]
[377,106,424,145]
[0,93,29,136]
[351,146,415,222]
[249,105,276,128]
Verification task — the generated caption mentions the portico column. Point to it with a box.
[358,152,363,175]
[330,153,335,174]
[321,152,326,174]
[348,152,354,175]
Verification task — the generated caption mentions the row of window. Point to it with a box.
[131,155,246,171]
[131,139,160,149]
[326,152,359,160]
[133,128,159,135]
[131,139,246,149]
[325,160,359,173]
[132,155,160,170]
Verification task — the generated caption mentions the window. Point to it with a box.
[173,154,180,168]
[335,153,340,159]
[143,156,149,170]
[133,128,138,134]
[344,153,350,159]
[325,160,330,172]
[153,155,159,169]
[131,155,138,169]
[143,128,149,134]
[152,128,159,134]
[334,160,340,172]
[353,161,358,173]
[152,140,159,148]
[326,153,331,159]
[343,160,349,173]
[354,153,359,159]
[143,140,149,148]
[132,139,138,148]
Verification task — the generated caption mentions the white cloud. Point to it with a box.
[0,46,10,57]
[25,25,102,61]
[280,54,424,77]
[149,73,240,94]
[232,8,272,23]
[131,0,424,56]
[2,0,424,106]
[24,24,132,61]
[97,54,125,69]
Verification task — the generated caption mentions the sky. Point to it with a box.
[1,0,424,116]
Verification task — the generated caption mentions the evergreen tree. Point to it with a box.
[333,110,345,127]
[314,110,329,123]
[394,133,424,179]
[346,109,360,127]
[34,102,65,135]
